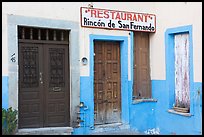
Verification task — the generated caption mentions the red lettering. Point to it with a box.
[89,8,150,23]
[110,11,116,19]
[144,15,148,22]
[104,10,109,18]
[121,12,126,20]
[98,10,103,18]
[127,13,132,21]
[138,14,143,22]
[115,12,121,20]
[132,14,137,21]
[91,9,97,18]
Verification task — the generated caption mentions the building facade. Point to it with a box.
[2,2,202,135]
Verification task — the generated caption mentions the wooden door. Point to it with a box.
[133,32,151,99]
[19,38,70,128]
[43,44,70,127]
[94,41,121,125]
[19,43,44,128]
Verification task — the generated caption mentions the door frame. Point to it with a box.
[18,40,70,128]
[7,14,80,128]
[89,34,130,127]
[165,25,194,112]
[93,41,121,125]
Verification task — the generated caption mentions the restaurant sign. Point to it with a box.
[81,7,156,32]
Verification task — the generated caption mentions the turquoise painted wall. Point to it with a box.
[128,25,202,135]
[153,80,202,135]
[129,80,202,135]
[2,19,201,135]
[73,34,130,135]
[129,101,156,132]
[74,25,202,135]
[75,78,202,135]
[2,76,8,109]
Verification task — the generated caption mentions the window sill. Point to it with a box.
[132,98,157,104]
[167,109,192,117]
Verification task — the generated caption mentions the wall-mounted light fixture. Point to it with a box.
[78,102,88,110]
[76,116,84,123]
[81,57,88,65]
[88,3,93,8]
[79,102,85,108]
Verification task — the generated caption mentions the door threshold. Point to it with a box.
[95,123,123,128]
[92,123,130,134]
[16,127,73,135]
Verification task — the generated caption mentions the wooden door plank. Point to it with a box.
[94,41,121,125]
[133,32,151,99]
[19,43,44,128]
[43,44,70,127]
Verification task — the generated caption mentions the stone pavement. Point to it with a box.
[15,127,73,135]
[90,129,144,135]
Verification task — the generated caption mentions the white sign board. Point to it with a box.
[81,7,156,32]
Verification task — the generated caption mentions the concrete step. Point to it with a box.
[91,123,135,134]
[15,127,73,135]
[91,129,142,135]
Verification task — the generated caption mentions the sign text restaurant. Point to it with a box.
[81,7,156,32]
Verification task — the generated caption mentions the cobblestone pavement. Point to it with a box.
[90,129,144,135]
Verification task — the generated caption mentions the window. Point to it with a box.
[18,26,69,41]
[174,33,190,113]
[133,32,151,99]
[165,25,193,115]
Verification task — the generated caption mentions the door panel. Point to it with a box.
[19,41,70,128]
[94,42,105,125]
[19,43,44,128]
[94,41,121,125]
[133,32,151,99]
[43,44,70,127]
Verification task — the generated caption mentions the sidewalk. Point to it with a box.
[90,129,144,135]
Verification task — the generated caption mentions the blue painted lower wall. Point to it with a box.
[2,76,8,109]
[73,78,202,135]
[2,76,201,135]
[129,80,202,135]
[73,76,130,135]
[130,102,156,132]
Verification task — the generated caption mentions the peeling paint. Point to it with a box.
[174,33,190,109]
[144,128,160,135]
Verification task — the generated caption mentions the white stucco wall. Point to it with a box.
[79,28,131,78]
[151,2,202,82]
[2,2,202,82]
[79,2,156,80]
[2,2,84,76]
[2,13,8,76]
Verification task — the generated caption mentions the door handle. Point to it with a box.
[39,72,43,84]
[53,87,61,92]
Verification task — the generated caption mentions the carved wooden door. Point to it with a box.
[18,27,70,128]
[94,41,121,125]
[19,43,44,128]
[43,44,70,127]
